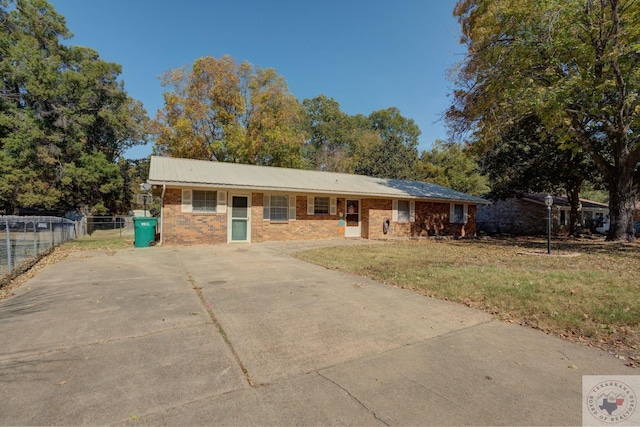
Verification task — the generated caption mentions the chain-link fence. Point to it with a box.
[82,216,134,237]
[1,215,81,277]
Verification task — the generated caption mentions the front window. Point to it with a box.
[270,195,289,221]
[560,210,567,226]
[192,190,217,212]
[314,197,330,215]
[451,203,465,224]
[397,200,410,223]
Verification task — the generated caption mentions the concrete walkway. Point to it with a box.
[0,241,633,425]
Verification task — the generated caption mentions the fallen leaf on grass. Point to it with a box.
[57,380,67,385]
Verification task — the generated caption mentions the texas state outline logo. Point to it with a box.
[583,376,638,426]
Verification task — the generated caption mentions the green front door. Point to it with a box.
[230,195,249,242]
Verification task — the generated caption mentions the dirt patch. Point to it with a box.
[516,250,581,257]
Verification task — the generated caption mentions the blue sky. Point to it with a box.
[49,0,464,160]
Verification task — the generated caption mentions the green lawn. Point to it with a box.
[295,238,640,363]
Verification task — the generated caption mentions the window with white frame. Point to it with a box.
[559,210,568,226]
[397,200,410,223]
[269,195,289,221]
[392,200,415,223]
[307,196,336,216]
[450,203,467,224]
[192,190,217,213]
[314,197,330,215]
[182,189,226,214]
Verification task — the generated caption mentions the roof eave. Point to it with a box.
[148,179,488,204]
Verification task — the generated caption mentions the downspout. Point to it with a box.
[160,184,166,245]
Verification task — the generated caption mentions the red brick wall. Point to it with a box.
[161,188,227,245]
[363,200,477,239]
[252,194,346,242]
[162,187,478,245]
[363,199,392,239]
[410,202,476,237]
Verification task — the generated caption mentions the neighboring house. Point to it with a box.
[477,194,610,235]
[147,156,487,245]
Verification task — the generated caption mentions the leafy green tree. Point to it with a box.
[0,0,148,215]
[302,95,355,172]
[153,55,305,168]
[481,115,600,234]
[349,107,420,179]
[415,139,489,196]
[449,0,640,241]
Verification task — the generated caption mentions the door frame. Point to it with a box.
[344,198,361,238]
[227,193,251,243]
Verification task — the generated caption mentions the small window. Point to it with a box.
[314,197,330,215]
[270,195,289,221]
[559,210,567,226]
[192,190,217,213]
[397,200,410,223]
[450,203,466,224]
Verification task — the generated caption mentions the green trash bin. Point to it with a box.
[133,217,158,248]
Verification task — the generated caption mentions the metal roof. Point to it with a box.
[148,156,487,203]
[522,194,609,210]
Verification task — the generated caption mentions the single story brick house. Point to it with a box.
[476,194,610,235]
[147,156,487,245]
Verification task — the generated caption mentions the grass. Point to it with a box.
[60,229,134,251]
[295,237,640,364]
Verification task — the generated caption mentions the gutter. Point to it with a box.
[147,180,489,205]
[160,184,165,245]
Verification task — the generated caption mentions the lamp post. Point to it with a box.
[545,194,553,254]
[140,183,152,217]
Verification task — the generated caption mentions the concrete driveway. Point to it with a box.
[0,241,633,425]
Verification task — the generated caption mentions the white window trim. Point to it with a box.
[449,203,469,224]
[289,195,296,221]
[307,196,314,215]
[217,191,227,214]
[263,193,296,222]
[263,194,270,220]
[393,200,416,223]
[182,189,192,213]
[181,188,225,214]
[308,196,333,216]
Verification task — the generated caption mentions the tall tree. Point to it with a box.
[449,0,640,241]
[481,115,599,234]
[153,55,305,168]
[349,107,420,179]
[415,139,489,196]
[301,95,354,172]
[0,0,148,214]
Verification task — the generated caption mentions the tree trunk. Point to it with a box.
[566,177,583,235]
[607,171,637,242]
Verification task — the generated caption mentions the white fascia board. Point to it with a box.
[150,180,487,204]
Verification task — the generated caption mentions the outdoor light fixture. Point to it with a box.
[140,183,152,217]
[545,194,553,254]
